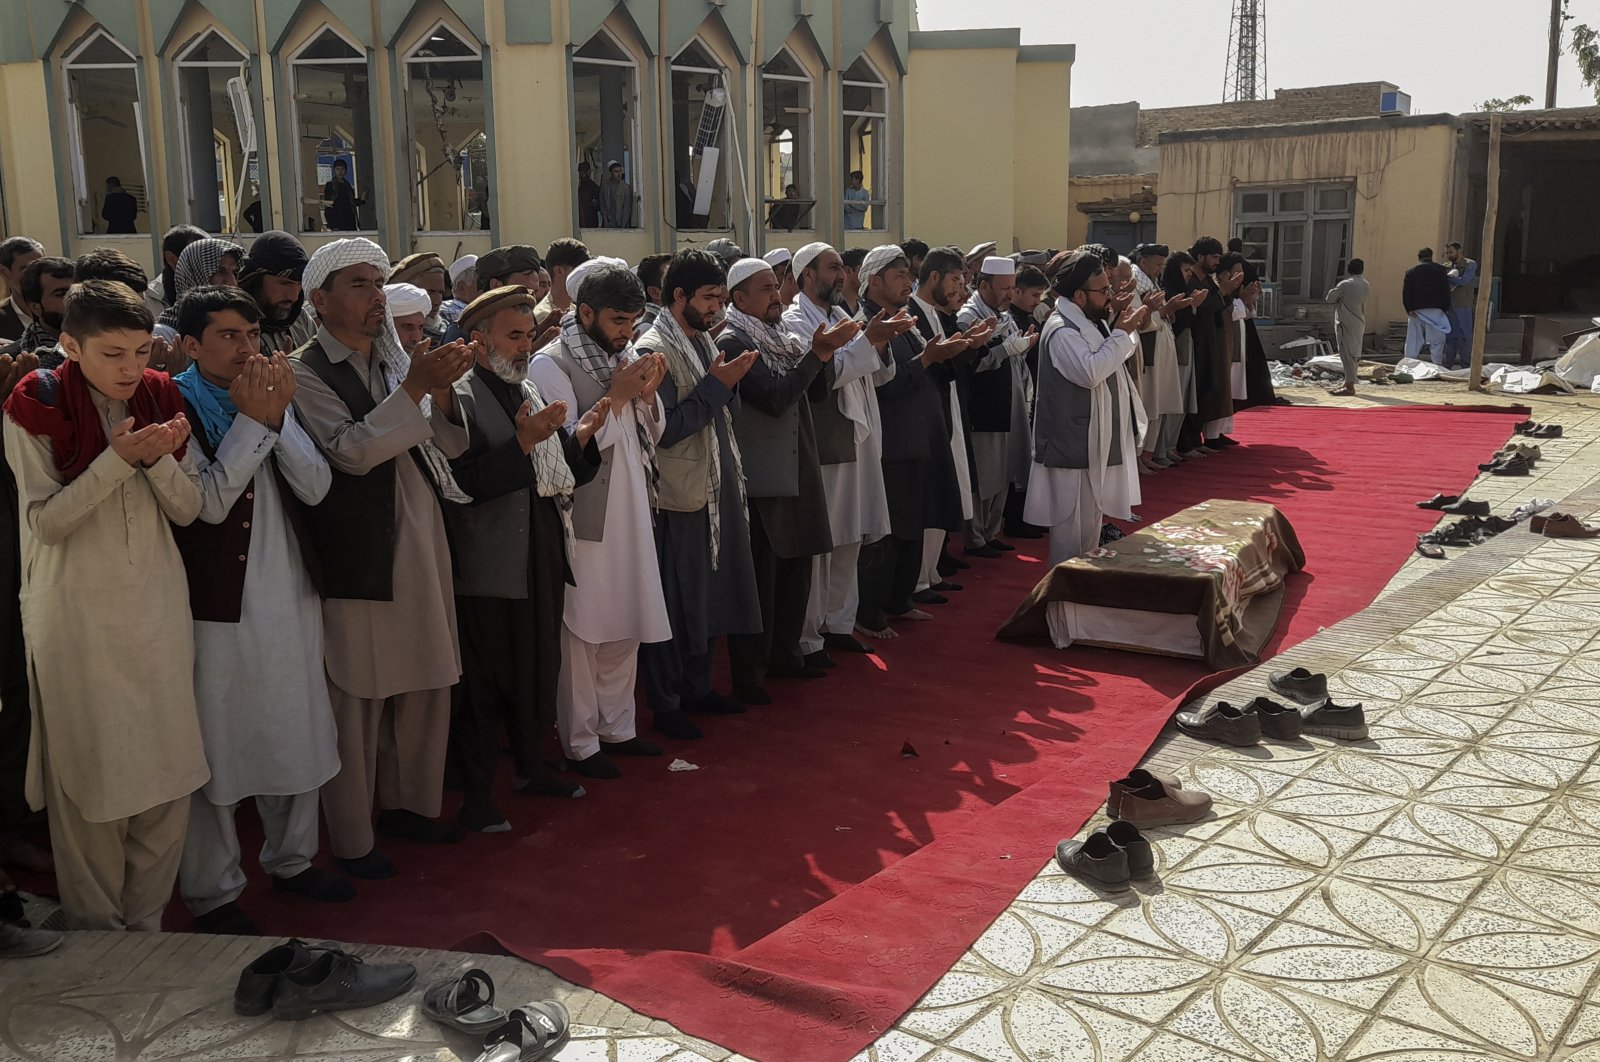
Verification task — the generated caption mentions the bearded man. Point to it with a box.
[239,231,314,358]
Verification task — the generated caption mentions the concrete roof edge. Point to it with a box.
[1018,44,1075,63]
[907,28,1022,51]
[1157,113,1462,144]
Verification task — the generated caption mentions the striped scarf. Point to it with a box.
[724,305,808,374]
[558,310,658,508]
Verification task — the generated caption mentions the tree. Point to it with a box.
[1476,94,1535,111]
[1574,23,1600,104]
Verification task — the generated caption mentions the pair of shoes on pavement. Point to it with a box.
[423,967,572,1061]
[1174,668,1367,743]
[1106,768,1213,827]
[235,938,415,1020]
[1055,821,1154,891]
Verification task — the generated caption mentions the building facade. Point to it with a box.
[0,0,1072,279]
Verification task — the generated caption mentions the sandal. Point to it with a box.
[423,968,508,1035]
[1415,540,1446,560]
[475,1000,572,1061]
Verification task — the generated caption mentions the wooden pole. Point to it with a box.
[1469,112,1502,393]
[1548,0,1564,109]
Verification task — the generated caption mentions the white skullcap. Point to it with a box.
[980,256,1016,276]
[793,241,832,276]
[763,248,793,269]
[858,244,907,298]
[727,257,774,291]
[967,242,997,261]
[566,255,629,301]
[383,282,431,319]
[448,254,478,282]
[303,237,390,294]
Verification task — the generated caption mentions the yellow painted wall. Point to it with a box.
[903,46,1018,250]
[1156,123,1459,330]
[1012,59,1071,250]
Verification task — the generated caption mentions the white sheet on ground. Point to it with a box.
[1045,601,1204,659]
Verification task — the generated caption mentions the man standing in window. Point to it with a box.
[577,163,602,229]
[843,171,869,231]
[322,160,364,232]
[600,161,635,229]
[101,178,139,235]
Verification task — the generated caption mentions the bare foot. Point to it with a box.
[855,623,899,641]
[0,836,50,874]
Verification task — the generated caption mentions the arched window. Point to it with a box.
[842,56,888,232]
[62,28,149,236]
[762,48,814,233]
[174,28,255,234]
[288,25,375,233]
[403,21,487,233]
[670,39,731,232]
[572,27,641,230]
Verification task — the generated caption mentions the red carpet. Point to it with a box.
[215,402,1520,1061]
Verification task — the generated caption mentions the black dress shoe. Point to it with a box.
[194,901,260,937]
[1491,453,1531,476]
[1416,493,1460,510]
[567,750,620,779]
[456,799,511,834]
[272,866,356,903]
[932,580,963,592]
[1441,498,1490,516]
[271,948,417,1020]
[768,663,827,679]
[335,850,397,880]
[733,684,772,705]
[376,809,463,845]
[600,736,663,756]
[1267,667,1329,706]
[652,712,703,740]
[938,554,971,574]
[515,768,587,799]
[235,939,330,1015]
[911,589,948,606]
[965,544,1002,559]
[989,539,1016,552]
[823,632,871,653]
[684,690,748,713]
[803,650,837,669]
[1238,696,1304,740]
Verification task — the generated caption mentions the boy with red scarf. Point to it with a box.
[3,280,208,930]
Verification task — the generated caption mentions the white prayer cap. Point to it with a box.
[793,241,833,276]
[858,243,908,297]
[727,257,774,291]
[448,254,478,282]
[980,256,1016,276]
[763,248,793,270]
[566,255,629,301]
[303,237,390,294]
[383,282,431,319]
[966,241,997,261]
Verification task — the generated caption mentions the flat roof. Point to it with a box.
[1159,112,1461,144]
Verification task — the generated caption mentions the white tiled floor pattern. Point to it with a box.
[854,531,1600,1062]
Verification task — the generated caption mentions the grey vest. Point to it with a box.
[724,321,817,498]
[543,341,615,542]
[1033,309,1124,470]
[444,372,532,599]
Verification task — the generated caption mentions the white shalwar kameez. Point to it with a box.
[784,294,893,653]
[1024,301,1146,566]
[527,354,670,759]
[178,411,340,917]
[910,293,974,591]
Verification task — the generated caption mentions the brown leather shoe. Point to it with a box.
[1544,513,1600,539]
[1107,771,1213,827]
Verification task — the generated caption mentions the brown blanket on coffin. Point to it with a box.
[997,500,1305,670]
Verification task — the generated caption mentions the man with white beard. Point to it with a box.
[444,286,609,830]
[783,242,917,665]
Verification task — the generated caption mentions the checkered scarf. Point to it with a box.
[558,310,658,508]
[637,309,746,569]
[724,304,808,374]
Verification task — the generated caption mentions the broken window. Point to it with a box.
[174,29,256,233]
[842,56,887,231]
[404,22,487,233]
[573,28,641,229]
[62,28,150,236]
[670,39,731,232]
[762,49,814,232]
[1234,182,1354,300]
[290,26,376,233]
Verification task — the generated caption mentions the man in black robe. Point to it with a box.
[444,287,605,830]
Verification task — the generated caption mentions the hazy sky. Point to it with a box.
[913,0,1597,115]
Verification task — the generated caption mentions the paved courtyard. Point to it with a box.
[4,381,1599,1062]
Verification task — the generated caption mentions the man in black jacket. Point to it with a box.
[1402,247,1453,364]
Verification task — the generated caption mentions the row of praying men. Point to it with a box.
[0,226,1274,938]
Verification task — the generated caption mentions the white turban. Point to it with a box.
[303,237,390,295]
[980,256,1016,276]
[793,241,832,277]
[858,244,907,298]
[448,254,478,283]
[566,255,629,301]
[383,282,431,319]
[727,258,772,290]
[763,248,792,270]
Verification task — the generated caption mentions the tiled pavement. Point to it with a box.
[4,382,1600,1062]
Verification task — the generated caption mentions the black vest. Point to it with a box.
[293,340,409,601]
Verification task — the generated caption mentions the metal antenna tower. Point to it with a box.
[1223,0,1268,102]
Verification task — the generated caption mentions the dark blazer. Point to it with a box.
[720,321,826,498]
[865,298,945,465]
[1403,261,1452,313]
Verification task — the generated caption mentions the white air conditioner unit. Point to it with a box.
[1380,90,1411,116]
[228,73,256,153]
